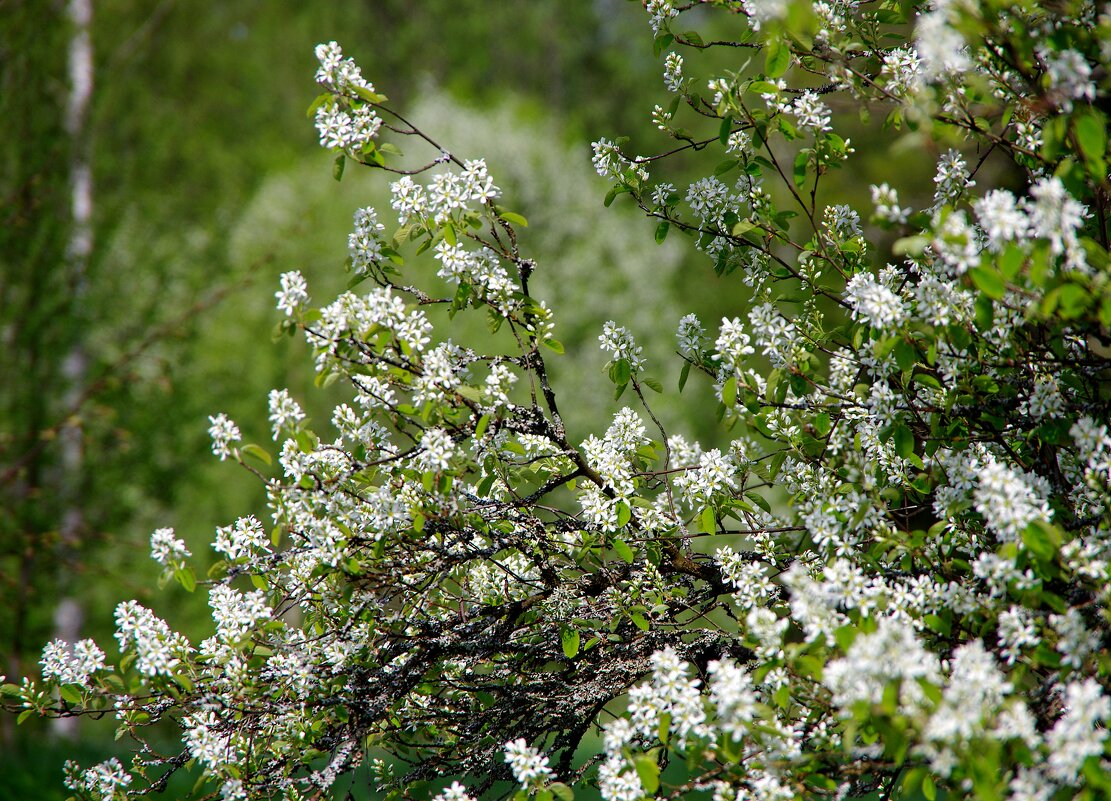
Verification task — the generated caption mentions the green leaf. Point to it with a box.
[475,414,490,439]
[332,153,346,181]
[773,684,790,708]
[653,32,675,58]
[613,536,635,564]
[604,185,628,207]
[352,85,387,104]
[701,506,717,534]
[892,235,928,256]
[748,80,780,95]
[744,491,771,513]
[765,38,790,78]
[969,266,1006,299]
[634,755,660,794]
[1022,520,1061,562]
[59,684,83,705]
[608,359,632,386]
[814,411,831,436]
[241,443,272,467]
[549,783,574,801]
[732,218,758,238]
[678,361,691,392]
[542,339,565,354]
[17,709,35,725]
[923,774,937,801]
[175,567,197,593]
[1076,111,1107,166]
[306,93,332,119]
[657,712,672,745]
[654,220,670,244]
[719,116,733,145]
[793,149,809,189]
[893,423,914,459]
[722,375,738,408]
[560,627,580,659]
[631,613,650,631]
[923,614,951,636]
[999,244,1024,279]
[642,377,663,393]
[499,210,529,227]
[616,503,633,529]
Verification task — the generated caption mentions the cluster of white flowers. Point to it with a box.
[1027,176,1088,268]
[268,388,306,440]
[629,647,710,745]
[598,321,645,371]
[348,206,385,271]
[1040,47,1095,111]
[675,448,736,510]
[184,709,236,770]
[714,545,774,611]
[663,52,684,92]
[844,271,907,330]
[433,243,518,313]
[1045,679,1110,783]
[314,41,373,95]
[882,46,923,97]
[686,176,736,227]
[150,526,191,565]
[275,270,309,317]
[646,0,678,34]
[314,103,381,153]
[114,600,190,677]
[64,758,132,801]
[676,313,705,357]
[915,0,971,79]
[973,189,1027,252]
[870,182,911,224]
[483,362,518,409]
[503,738,553,788]
[973,455,1053,544]
[312,42,382,153]
[214,515,270,561]
[388,160,499,228]
[591,138,648,182]
[788,91,832,134]
[932,149,974,209]
[207,413,241,461]
[747,302,803,367]
[416,427,456,472]
[208,585,272,643]
[713,316,755,370]
[823,618,941,713]
[432,781,476,801]
[707,658,758,741]
[40,638,105,687]
[823,204,861,240]
[741,0,789,30]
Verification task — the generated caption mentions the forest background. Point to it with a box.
[0,1,934,797]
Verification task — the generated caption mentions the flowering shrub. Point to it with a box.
[6,2,1111,800]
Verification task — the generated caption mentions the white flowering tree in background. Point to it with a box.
[6,0,1111,799]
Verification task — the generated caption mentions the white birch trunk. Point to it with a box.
[52,0,94,741]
